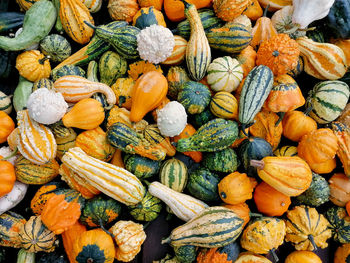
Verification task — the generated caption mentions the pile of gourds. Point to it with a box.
[1,0,350,262]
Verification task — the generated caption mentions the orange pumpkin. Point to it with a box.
[333,122,350,177]
[235,46,257,78]
[329,173,350,207]
[16,50,51,82]
[235,252,272,263]
[213,0,252,22]
[108,0,140,22]
[130,71,168,122]
[282,110,317,142]
[164,0,212,22]
[223,202,251,227]
[254,181,291,216]
[0,111,15,144]
[0,160,16,198]
[250,8,277,49]
[218,172,254,205]
[62,221,87,263]
[334,243,350,263]
[242,0,263,21]
[138,0,163,10]
[285,251,322,263]
[256,34,300,76]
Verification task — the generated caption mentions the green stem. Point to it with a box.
[1,147,18,161]
[38,55,50,65]
[263,4,270,17]
[99,218,114,239]
[249,212,263,217]
[241,122,254,137]
[143,221,151,229]
[143,180,151,187]
[275,112,285,127]
[84,21,96,30]
[308,235,318,251]
[270,248,279,262]
[161,236,171,244]
[304,105,313,116]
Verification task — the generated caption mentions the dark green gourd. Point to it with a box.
[187,167,220,201]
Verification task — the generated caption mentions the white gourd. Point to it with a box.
[157,101,187,137]
[0,181,28,215]
[0,146,18,165]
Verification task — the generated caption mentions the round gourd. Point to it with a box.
[178,81,211,115]
[202,148,239,173]
[19,216,56,253]
[210,91,239,119]
[166,66,190,99]
[124,154,161,179]
[0,211,26,248]
[307,80,350,124]
[282,110,317,142]
[274,145,298,157]
[329,173,350,207]
[99,51,127,86]
[39,34,71,63]
[162,35,187,66]
[128,191,162,221]
[133,6,166,29]
[187,167,220,201]
[207,56,243,92]
[108,0,139,23]
[157,101,187,137]
[193,108,216,129]
[174,245,197,263]
[159,158,188,192]
[51,65,85,82]
[213,0,251,21]
[16,50,51,82]
[285,251,322,263]
[235,252,272,263]
[32,78,54,91]
[80,195,122,227]
[326,206,350,243]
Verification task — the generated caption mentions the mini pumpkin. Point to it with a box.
[0,111,15,144]
[326,206,350,243]
[332,122,350,177]
[223,202,251,228]
[282,110,317,142]
[128,60,163,80]
[334,243,350,263]
[0,211,26,248]
[0,160,15,198]
[235,252,272,263]
[108,0,140,22]
[213,0,252,22]
[285,251,322,263]
[329,173,350,207]
[197,242,240,263]
[62,221,87,263]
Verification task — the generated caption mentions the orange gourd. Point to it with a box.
[332,39,350,68]
[62,221,87,263]
[0,111,15,144]
[334,243,350,263]
[130,71,168,122]
[329,173,350,207]
[235,252,272,263]
[16,50,51,82]
[254,181,291,216]
[128,60,163,81]
[235,46,257,78]
[223,202,251,227]
[138,0,163,10]
[213,0,251,22]
[62,98,105,130]
[0,160,16,198]
[242,0,263,21]
[282,110,317,142]
[164,0,212,22]
[218,172,254,205]
[111,77,135,109]
[7,128,19,150]
[332,122,350,177]
[110,149,125,168]
[172,123,203,163]
[285,251,322,263]
[108,0,140,23]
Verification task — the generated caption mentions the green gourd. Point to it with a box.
[87,60,99,82]
[13,76,33,112]
[326,206,350,243]
[296,173,329,207]
[52,0,63,34]
[51,65,86,81]
[124,154,161,179]
[16,249,35,263]
[0,12,24,33]
[0,0,56,51]
[39,34,71,63]
[187,167,220,201]
[128,191,162,221]
[202,148,239,173]
[174,245,197,263]
[178,81,211,115]
[99,51,127,86]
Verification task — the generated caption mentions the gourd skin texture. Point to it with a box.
[157,101,187,137]
[0,181,27,216]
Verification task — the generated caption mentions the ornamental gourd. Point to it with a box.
[39,34,72,63]
[0,111,15,144]
[0,211,26,248]
[162,35,187,65]
[0,181,28,216]
[167,66,190,99]
[329,173,350,207]
[250,9,277,49]
[143,124,177,156]
[326,206,350,243]
[332,122,350,177]
[178,81,211,115]
[128,191,162,221]
[111,77,135,109]
[16,50,50,82]
[334,243,350,263]
[213,0,251,21]
[157,101,187,137]
[107,0,139,23]
[0,160,15,198]
[282,110,317,142]
[285,251,322,263]
[61,221,87,263]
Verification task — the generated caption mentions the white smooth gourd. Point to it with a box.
[0,181,28,215]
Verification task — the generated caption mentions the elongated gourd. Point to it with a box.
[162,206,244,247]
[183,0,211,81]
[149,182,207,221]
[54,75,116,105]
[62,147,145,206]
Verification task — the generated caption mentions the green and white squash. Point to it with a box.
[296,173,329,207]
[238,65,274,132]
[128,191,162,222]
[39,34,71,63]
[99,51,127,86]
[207,56,243,92]
[202,148,239,173]
[326,206,350,243]
[162,206,244,247]
[307,80,350,124]
[0,91,12,114]
[51,65,85,82]
[124,154,161,179]
[177,81,211,115]
[159,158,188,192]
[17,249,35,263]
[149,181,208,221]
[187,167,220,201]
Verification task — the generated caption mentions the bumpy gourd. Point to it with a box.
[157,101,187,137]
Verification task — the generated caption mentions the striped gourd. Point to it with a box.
[0,211,26,248]
[207,56,243,92]
[39,34,71,63]
[167,66,190,99]
[124,154,161,179]
[206,23,252,54]
[306,80,350,124]
[62,147,145,206]
[175,9,224,39]
[143,124,176,156]
[176,118,239,152]
[210,91,238,119]
[99,51,127,86]
[51,64,86,82]
[274,146,298,157]
[160,158,188,192]
[162,206,244,247]
[60,0,94,44]
[87,60,99,82]
[0,91,12,114]
[296,36,347,80]
[149,182,208,221]
[32,78,54,91]
[107,122,167,161]
[52,124,77,160]
[16,110,57,165]
[15,155,59,185]
[184,1,211,81]
[54,75,116,105]
[238,65,274,132]
[59,163,101,199]
[16,0,40,11]
[81,0,102,12]
[162,35,187,65]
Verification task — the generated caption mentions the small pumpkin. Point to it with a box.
[132,6,166,29]
[0,160,15,198]
[282,110,317,142]
[15,50,50,83]
[285,205,332,251]
[108,0,140,23]
[111,77,135,109]
[39,34,72,63]
[128,60,163,81]
[178,81,211,115]
[128,191,162,221]
[235,252,272,263]
[213,0,251,22]
[334,243,350,263]
[329,173,350,207]
[0,211,26,248]
[163,0,212,22]
[0,111,15,144]
[254,181,291,217]
[234,45,257,78]
[285,251,322,263]
[242,0,263,21]
[326,206,350,243]
[138,0,163,10]
[61,221,87,263]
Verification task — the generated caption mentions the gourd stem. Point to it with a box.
[105,104,114,110]
[143,222,151,229]
[143,180,151,186]
[275,112,285,127]
[84,21,96,30]
[308,235,318,251]
[38,55,50,65]
[241,123,254,137]
[250,160,265,170]
[263,4,270,17]
[270,248,279,262]
[161,237,171,244]
[1,147,18,161]
[249,212,263,217]
[304,106,313,116]
[178,0,191,8]
[87,258,94,263]
[99,218,115,239]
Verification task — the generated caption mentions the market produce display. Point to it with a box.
[1,0,350,262]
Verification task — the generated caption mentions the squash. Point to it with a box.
[223,202,250,228]
[218,172,254,205]
[99,51,127,86]
[128,191,162,221]
[156,101,187,137]
[16,110,57,165]
[62,98,105,130]
[0,211,26,248]
[81,0,102,12]
[15,50,50,82]
[203,148,239,173]
[17,249,35,263]
[41,189,85,234]
[16,0,40,11]
[306,80,350,124]
[178,81,211,115]
[240,217,286,257]
[334,243,350,263]
[0,159,15,198]
[143,124,176,156]
[332,122,350,177]
[0,181,28,216]
[133,6,166,29]
[72,229,115,263]
[0,111,14,144]
[326,206,350,243]
[282,110,317,142]
[285,251,322,263]
[52,124,77,160]
[213,0,251,21]
[187,167,220,201]
[0,91,13,115]
[234,45,257,78]
[124,154,161,179]
[19,215,56,252]
[163,0,212,22]
[285,205,332,251]
[242,0,263,21]
[254,181,291,216]
[197,242,240,263]
[162,206,244,247]
[207,56,243,93]
[60,0,94,44]
[296,172,330,207]
[166,66,190,99]
[61,221,87,263]
[256,34,300,76]
[174,245,198,263]
[250,9,277,49]
[250,156,312,196]
[108,0,139,23]
[111,77,134,109]
[80,195,121,227]
[296,37,347,80]
[128,60,163,81]
[130,71,168,122]
[235,252,272,263]
[329,173,350,207]
[258,0,291,11]
[159,158,188,193]
[39,34,71,63]
[138,0,163,10]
